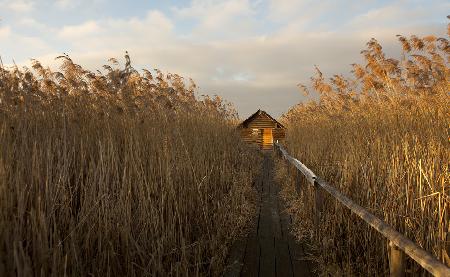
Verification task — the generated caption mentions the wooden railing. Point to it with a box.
[274,143,450,277]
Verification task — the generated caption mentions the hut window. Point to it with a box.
[251,128,259,135]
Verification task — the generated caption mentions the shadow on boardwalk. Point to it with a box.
[224,152,316,277]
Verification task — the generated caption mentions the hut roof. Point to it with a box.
[239,109,285,129]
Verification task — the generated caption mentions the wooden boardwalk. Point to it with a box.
[224,153,315,277]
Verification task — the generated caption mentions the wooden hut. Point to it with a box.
[238,109,286,149]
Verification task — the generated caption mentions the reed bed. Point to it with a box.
[0,54,261,276]
[276,28,450,275]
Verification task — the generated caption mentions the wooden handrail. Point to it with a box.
[274,143,450,277]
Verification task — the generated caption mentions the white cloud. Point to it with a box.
[54,10,174,52]
[349,3,416,29]
[173,0,257,34]
[268,0,313,20]
[54,0,105,9]
[59,21,101,39]
[5,0,34,12]
[0,26,11,38]
[17,36,51,52]
[17,17,51,32]
[55,0,72,9]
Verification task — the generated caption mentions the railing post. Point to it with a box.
[388,241,405,277]
[314,181,324,238]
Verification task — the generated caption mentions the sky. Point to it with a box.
[0,0,448,118]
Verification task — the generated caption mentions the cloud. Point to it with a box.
[2,1,447,117]
[0,26,11,38]
[348,1,449,30]
[173,0,258,36]
[55,0,72,9]
[4,0,34,12]
[17,36,51,52]
[54,0,105,9]
[17,17,51,32]
[268,0,315,21]
[50,10,174,53]
[59,21,101,39]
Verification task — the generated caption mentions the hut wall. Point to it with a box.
[239,110,286,148]
[240,128,256,143]
[273,128,286,142]
[246,114,278,129]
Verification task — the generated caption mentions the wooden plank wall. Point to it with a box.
[273,128,285,142]
[240,113,286,148]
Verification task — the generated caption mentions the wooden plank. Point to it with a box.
[241,237,260,277]
[259,236,276,277]
[275,238,294,277]
[273,128,286,140]
[247,113,278,129]
[258,202,273,239]
[257,197,282,240]
[259,157,282,240]
[268,170,283,239]
[270,195,283,239]
[236,152,317,277]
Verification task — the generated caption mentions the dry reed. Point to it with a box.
[276,26,449,276]
[0,54,261,276]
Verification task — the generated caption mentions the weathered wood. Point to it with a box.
[238,110,286,149]
[259,236,276,277]
[275,238,293,277]
[241,236,260,277]
[258,203,274,238]
[228,153,315,276]
[275,143,450,277]
[388,241,406,277]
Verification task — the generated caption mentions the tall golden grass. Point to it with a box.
[277,27,449,275]
[0,54,261,276]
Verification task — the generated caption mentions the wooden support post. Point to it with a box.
[388,241,405,277]
[314,181,324,238]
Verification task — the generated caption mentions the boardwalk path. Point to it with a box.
[224,153,315,277]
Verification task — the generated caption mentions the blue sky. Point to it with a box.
[0,0,448,117]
